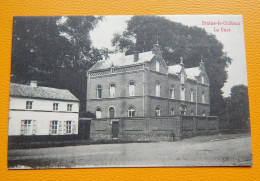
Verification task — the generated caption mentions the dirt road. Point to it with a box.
[8,134,252,169]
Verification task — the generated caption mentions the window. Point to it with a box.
[26,101,33,109]
[64,121,72,134]
[180,105,187,115]
[96,108,102,119]
[109,107,115,118]
[21,120,36,135]
[201,76,205,84]
[53,103,59,111]
[181,72,185,84]
[155,106,161,116]
[156,82,160,97]
[202,92,205,103]
[180,87,185,101]
[128,106,135,117]
[96,85,102,98]
[170,86,175,99]
[202,111,206,116]
[191,110,194,116]
[190,89,194,102]
[49,120,58,134]
[109,83,116,98]
[170,108,175,115]
[67,104,73,111]
[156,60,160,72]
[129,82,135,96]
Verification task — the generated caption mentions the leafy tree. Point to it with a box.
[226,85,250,131]
[112,16,232,116]
[11,16,106,111]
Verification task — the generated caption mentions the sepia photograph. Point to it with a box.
[7,15,252,169]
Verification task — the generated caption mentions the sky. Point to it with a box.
[90,15,248,97]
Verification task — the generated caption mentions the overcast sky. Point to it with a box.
[90,15,248,97]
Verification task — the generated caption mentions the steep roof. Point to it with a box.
[168,64,182,75]
[10,83,79,101]
[88,51,154,71]
[185,67,201,79]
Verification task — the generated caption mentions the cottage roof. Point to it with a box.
[168,64,182,75]
[185,67,201,79]
[10,83,79,101]
[88,51,154,71]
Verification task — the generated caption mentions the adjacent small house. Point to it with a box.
[8,81,79,137]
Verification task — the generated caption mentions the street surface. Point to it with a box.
[8,134,252,169]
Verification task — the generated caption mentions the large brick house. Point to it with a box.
[86,44,210,119]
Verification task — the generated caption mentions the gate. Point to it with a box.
[112,121,119,138]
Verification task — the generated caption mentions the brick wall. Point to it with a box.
[89,115,219,142]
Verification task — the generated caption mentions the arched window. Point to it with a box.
[129,81,135,96]
[109,107,115,118]
[170,108,175,115]
[190,110,194,116]
[96,108,102,119]
[156,60,160,72]
[201,75,205,84]
[190,89,194,102]
[202,92,205,103]
[180,86,185,101]
[96,85,102,99]
[180,105,187,115]
[109,83,116,98]
[170,85,175,99]
[156,82,160,97]
[128,106,135,117]
[155,106,161,116]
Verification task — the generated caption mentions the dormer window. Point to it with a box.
[180,86,185,101]
[181,72,185,84]
[201,75,205,84]
[156,60,160,72]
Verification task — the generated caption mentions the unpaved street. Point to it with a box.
[8,134,252,169]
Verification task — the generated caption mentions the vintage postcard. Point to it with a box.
[8,15,252,169]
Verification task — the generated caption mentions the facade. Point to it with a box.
[86,44,210,119]
[8,81,79,136]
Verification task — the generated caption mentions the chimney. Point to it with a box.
[133,50,139,62]
[30,80,38,88]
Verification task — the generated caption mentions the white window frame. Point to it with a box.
[170,108,175,115]
[155,106,161,116]
[180,87,185,101]
[202,92,205,103]
[129,82,135,96]
[67,104,73,111]
[21,120,36,135]
[26,101,33,109]
[190,89,194,102]
[156,60,160,72]
[109,83,116,98]
[128,107,135,117]
[170,86,175,99]
[96,85,102,99]
[50,120,58,135]
[96,108,102,119]
[64,120,72,134]
[156,82,160,97]
[201,75,205,84]
[53,103,59,111]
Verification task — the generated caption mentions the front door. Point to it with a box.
[112,121,119,138]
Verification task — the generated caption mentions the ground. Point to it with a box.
[8,134,252,169]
